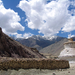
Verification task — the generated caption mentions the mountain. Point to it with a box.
[0,27,43,58]
[16,35,65,50]
[39,38,68,56]
[40,37,75,57]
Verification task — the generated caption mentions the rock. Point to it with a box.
[59,69,62,71]
[0,27,2,36]
[52,72,56,75]
[68,71,70,73]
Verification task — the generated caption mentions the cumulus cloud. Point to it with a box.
[0,0,24,35]
[16,33,33,38]
[68,0,75,16]
[68,34,75,38]
[70,0,75,6]
[18,0,75,37]
[62,16,75,32]
[23,33,33,38]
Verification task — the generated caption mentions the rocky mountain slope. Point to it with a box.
[0,27,43,58]
[16,35,64,50]
[40,38,68,56]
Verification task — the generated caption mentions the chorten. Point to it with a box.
[59,38,75,57]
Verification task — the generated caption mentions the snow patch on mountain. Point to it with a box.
[29,35,58,40]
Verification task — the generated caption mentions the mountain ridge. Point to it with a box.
[0,27,43,58]
[40,37,75,56]
[39,38,68,56]
[15,35,65,50]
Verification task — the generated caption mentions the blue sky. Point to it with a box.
[0,0,75,39]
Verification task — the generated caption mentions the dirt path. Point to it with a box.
[0,65,75,75]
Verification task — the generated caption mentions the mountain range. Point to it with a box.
[1,26,75,58]
[10,32,75,57]
[16,35,65,50]
[15,35,75,57]
[40,37,75,56]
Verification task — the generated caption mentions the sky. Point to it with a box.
[0,0,75,39]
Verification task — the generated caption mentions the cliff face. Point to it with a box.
[0,27,43,58]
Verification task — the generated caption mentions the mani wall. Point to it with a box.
[0,57,69,70]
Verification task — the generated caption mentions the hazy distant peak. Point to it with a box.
[44,36,58,40]
[29,35,47,40]
[30,35,58,40]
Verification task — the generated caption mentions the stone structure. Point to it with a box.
[0,57,69,70]
[59,38,75,57]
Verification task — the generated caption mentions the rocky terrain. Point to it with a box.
[0,27,43,58]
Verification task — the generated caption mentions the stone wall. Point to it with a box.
[0,57,69,70]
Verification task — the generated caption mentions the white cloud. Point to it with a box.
[70,0,75,6]
[18,0,75,37]
[0,0,25,35]
[23,33,33,39]
[22,17,24,19]
[68,34,75,38]
[69,0,75,16]
[62,16,75,32]
[16,33,23,38]
[16,33,33,38]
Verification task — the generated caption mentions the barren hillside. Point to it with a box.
[40,38,68,56]
[0,27,43,58]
